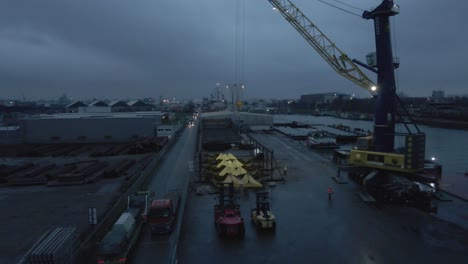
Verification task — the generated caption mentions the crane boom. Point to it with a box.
[268,0,375,92]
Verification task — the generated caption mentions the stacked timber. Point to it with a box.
[90,144,129,157]
[20,226,77,264]
[102,159,136,178]
[48,161,108,186]
[110,144,131,156]
[120,155,153,191]
[43,164,77,181]
[7,177,48,186]
[6,164,56,186]
[82,161,108,183]
[0,163,35,184]
[129,136,168,154]
[67,146,89,156]
[50,145,82,157]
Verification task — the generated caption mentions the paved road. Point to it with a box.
[178,131,468,264]
[131,123,197,264]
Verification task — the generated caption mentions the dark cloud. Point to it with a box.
[0,0,466,101]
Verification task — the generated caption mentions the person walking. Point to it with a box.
[327,186,333,200]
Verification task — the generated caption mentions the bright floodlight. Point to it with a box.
[371,86,377,91]
[431,157,436,161]
[273,7,277,10]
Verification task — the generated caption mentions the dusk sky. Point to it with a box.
[0,0,466,101]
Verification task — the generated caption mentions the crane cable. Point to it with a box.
[392,17,399,93]
[317,0,361,17]
[235,0,239,95]
[234,0,246,105]
[330,0,364,12]
[391,16,404,145]
[242,0,245,92]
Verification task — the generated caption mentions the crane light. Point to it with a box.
[371,86,377,91]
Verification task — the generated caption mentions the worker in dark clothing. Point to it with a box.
[327,186,333,200]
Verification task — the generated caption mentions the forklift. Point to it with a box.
[251,191,276,230]
[214,183,245,237]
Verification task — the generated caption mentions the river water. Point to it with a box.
[274,114,468,199]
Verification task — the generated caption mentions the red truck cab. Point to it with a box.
[146,191,179,234]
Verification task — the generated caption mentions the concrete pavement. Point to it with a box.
[131,123,197,263]
[177,131,468,264]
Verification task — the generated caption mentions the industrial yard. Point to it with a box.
[179,130,468,264]
[0,137,171,264]
[1,0,468,263]
[0,110,467,264]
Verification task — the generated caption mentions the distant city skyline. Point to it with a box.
[1,1,467,101]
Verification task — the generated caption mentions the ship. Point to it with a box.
[307,131,339,149]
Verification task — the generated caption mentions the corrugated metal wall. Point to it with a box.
[201,112,273,126]
[21,117,161,143]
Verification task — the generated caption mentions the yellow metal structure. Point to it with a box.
[268,0,375,92]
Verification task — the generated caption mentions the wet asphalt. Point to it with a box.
[177,132,468,264]
[131,124,196,264]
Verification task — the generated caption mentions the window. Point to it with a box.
[367,154,384,163]
[148,208,171,219]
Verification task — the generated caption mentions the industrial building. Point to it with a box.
[201,111,273,129]
[300,92,350,105]
[65,100,154,113]
[21,112,169,143]
[0,126,20,144]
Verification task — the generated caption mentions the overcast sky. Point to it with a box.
[0,0,466,101]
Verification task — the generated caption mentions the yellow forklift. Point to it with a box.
[251,191,276,230]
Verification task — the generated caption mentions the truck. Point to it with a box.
[97,190,150,264]
[146,190,180,234]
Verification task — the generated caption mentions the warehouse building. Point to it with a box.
[300,92,350,105]
[201,111,273,129]
[21,112,169,143]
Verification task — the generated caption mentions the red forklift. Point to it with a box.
[214,183,245,237]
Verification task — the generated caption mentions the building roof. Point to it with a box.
[66,101,87,108]
[201,111,272,119]
[200,110,233,119]
[128,100,148,107]
[109,100,129,107]
[89,100,109,107]
[24,111,167,120]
